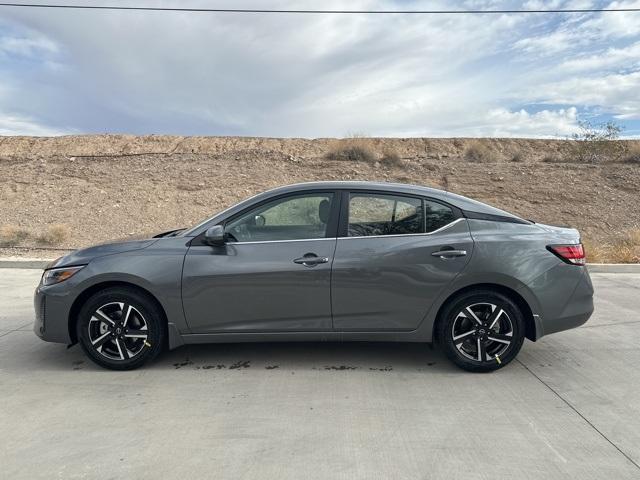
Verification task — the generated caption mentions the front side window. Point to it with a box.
[226,193,334,242]
[348,194,423,237]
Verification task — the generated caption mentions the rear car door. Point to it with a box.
[182,191,339,333]
[331,191,473,331]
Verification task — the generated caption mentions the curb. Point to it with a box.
[586,263,640,273]
[0,259,51,269]
[1,258,639,272]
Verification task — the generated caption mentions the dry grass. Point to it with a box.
[0,225,30,246]
[35,224,70,246]
[463,141,493,163]
[325,137,377,163]
[622,143,640,164]
[380,149,404,168]
[583,229,640,264]
[582,238,607,263]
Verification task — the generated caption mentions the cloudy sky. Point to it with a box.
[0,0,639,137]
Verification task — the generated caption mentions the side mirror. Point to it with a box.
[203,225,226,246]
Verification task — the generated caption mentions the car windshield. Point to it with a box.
[180,213,221,237]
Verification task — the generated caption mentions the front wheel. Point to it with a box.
[76,287,165,370]
[436,289,526,372]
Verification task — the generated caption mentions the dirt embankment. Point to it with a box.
[0,135,638,261]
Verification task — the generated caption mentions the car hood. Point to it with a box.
[47,238,158,269]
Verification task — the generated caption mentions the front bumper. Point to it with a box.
[33,284,74,345]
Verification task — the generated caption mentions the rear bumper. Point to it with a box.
[528,265,594,339]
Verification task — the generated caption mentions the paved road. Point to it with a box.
[1,270,639,479]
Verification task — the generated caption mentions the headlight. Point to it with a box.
[41,266,85,286]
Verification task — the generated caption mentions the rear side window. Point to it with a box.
[424,200,456,233]
[348,194,423,237]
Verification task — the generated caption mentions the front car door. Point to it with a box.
[331,190,473,331]
[182,191,339,333]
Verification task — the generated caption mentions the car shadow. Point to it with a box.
[2,330,460,374]
[149,341,455,373]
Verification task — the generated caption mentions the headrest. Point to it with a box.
[318,199,330,223]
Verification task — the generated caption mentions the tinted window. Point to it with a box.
[226,193,333,242]
[424,200,456,232]
[348,194,423,237]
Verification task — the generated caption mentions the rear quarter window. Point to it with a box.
[424,200,456,232]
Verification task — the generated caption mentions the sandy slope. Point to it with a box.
[0,135,638,253]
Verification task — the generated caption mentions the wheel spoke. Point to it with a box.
[115,338,129,360]
[477,338,487,362]
[91,331,112,348]
[487,332,512,344]
[121,304,132,327]
[94,308,115,326]
[487,308,504,329]
[453,330,475,345]
[124,329,148,339]
[465,307,483,326]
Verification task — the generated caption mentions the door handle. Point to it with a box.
[431,249,467,259]
[293,254,329,267]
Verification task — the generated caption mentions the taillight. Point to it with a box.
[547,244,586,265]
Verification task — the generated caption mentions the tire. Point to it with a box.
[76,287,165,370]
[436,289,525,373]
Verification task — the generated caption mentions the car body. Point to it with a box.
[34,181,594,371]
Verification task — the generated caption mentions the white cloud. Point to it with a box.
[534,71,640,119]
[0,35,57,57]
[557,41,640,71]
[480,107,580,137]
[0,114,70,136]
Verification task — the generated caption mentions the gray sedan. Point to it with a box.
[34,181,593,372]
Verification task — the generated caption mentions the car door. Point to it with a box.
[331,191,473,331]
[182,191,339,333]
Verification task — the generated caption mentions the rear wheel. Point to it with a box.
[437,289,525,372]
[76,287,165,370]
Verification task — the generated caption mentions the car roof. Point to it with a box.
[266,181,443,196]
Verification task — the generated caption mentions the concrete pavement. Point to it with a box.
[1,270,639,479]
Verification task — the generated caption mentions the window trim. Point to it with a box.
[338,218,464,240]
[191,190,341,246]
[338,190,462,239]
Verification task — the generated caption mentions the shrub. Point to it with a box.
[0,225,30,246]
[581,238,606,263]
[607,244,640,263]
[325,137,377,163]
[622,143,640,164]
[380,149,404,168]
[571,120,626,162]
[583,229,640,264]
[464,141,492,163]
[36,224,70,246]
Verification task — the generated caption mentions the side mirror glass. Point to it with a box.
[204,225,226,246]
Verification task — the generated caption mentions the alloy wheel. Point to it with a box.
[451,302,514,362]
[88,302,149,361]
